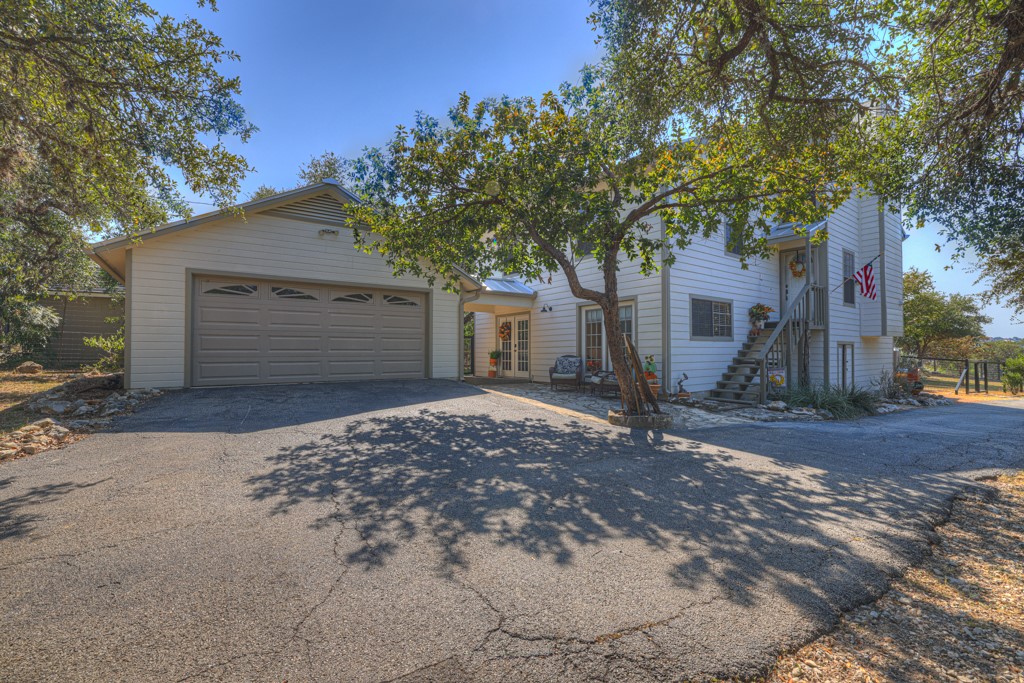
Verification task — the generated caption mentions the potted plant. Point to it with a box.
[642,354,660,396]
[748,303,775,336]
[488,349,502,378]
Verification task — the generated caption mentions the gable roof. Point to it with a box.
[88,180,482,291]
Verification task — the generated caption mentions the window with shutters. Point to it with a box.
[690,298,733,340]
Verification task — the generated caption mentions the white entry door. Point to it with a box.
[497,314,529,378]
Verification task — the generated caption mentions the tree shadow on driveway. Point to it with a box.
[245,407,966,619]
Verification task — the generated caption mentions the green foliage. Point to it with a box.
[488,349,503,360]
[591,0,1024,257]
[1003,355,1024,395]
[977,239,1024,321]
[978,339,1024,364]
[0,0,255,239]
[249,184,280,201]
[0,301,59,364]
[897,269,990,357]
[881,0,1024,254]
[344,77,848,413]
[83,327,124,373]
[298,152,347,185]
[783,384,879,419]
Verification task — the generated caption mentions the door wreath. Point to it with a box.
[498,321,513,341]
[788,256,807,278]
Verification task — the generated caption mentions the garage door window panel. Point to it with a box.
[332,291,375,304]
[272,286,320,301]
[202,282,258,297]
[384,294,421,307]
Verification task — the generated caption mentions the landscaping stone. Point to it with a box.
[14,361,43,374]
[766,400,789,411]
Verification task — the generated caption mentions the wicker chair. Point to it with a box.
[549,355,584,392]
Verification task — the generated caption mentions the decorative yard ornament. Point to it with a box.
[676,373,689,395]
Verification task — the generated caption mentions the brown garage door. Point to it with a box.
[191,276,426,387]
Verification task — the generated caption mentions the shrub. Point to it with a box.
[874,369,911,400]
[1004,355,1024,395]
[0,302,59,365]
[83,327,124,373]
[783,384,879,419]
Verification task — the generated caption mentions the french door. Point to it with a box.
[581,303,634,374]
[497,314,529,378]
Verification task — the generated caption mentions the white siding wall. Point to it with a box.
[668,226,779,393]
[825,196,897,389]
[521,248,664,383]
[472,311,497,377]
[125,213,461,389]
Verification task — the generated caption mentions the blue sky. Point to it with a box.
[157,0,1022,337]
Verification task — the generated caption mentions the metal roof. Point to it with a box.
[767,219,827,244]
[483,278,535,295]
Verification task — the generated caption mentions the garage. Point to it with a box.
[191,275,426,387]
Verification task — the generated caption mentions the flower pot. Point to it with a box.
[649,383,661,397]
[489,358,498,367]
[487,369,497,378]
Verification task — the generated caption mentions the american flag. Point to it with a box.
[854,262,877,300]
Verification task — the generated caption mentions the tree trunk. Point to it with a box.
[602,303,643,415]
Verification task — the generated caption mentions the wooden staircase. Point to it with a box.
[706,324,777,406]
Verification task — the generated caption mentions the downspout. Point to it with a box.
[660,216,672,398]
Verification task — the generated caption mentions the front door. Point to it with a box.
[781,248,808,314]
[497,314,529,378]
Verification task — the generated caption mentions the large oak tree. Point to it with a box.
[344,80,849,415]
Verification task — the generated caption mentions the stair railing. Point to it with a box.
[756,281,813,404]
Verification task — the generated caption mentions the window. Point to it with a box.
[384,294,420,307]
[202,283,257,297]
[573,239,595,259]
[272,286,318,301]
[691,298,733,339]
[581,303,636,373]
[839,344,854,389]
[842,250,856,305]
[332,292,374,304]
[584,308,603,373]
[724,220,743,256]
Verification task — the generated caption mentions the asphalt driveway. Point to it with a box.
[1,381,1022,682]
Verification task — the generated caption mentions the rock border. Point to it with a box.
[0,373,161,462]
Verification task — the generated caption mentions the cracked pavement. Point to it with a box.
[1,380,1022,682]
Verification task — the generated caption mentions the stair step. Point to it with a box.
[705,395,758,406]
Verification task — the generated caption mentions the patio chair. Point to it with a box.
[549,355,584,392]
[588,370,621,398]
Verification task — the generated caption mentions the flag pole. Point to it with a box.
[830,253,882,294]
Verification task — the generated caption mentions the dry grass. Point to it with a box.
[922,373,1016,403]
[0,370,78,435]
[757,472,1024,682]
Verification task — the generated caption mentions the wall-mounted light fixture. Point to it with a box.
[319,228,339,237]
[540,304,553,312]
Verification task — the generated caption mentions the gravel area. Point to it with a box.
[759,471,1024,683]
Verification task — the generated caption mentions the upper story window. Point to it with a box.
[691,298,733,340]
[724,220,743,256]
[842,250,856,305]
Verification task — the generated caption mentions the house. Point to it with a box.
[468,192,904,402]
[89,181,483,389]
[34,289,124,369]
[89,179,901,401]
